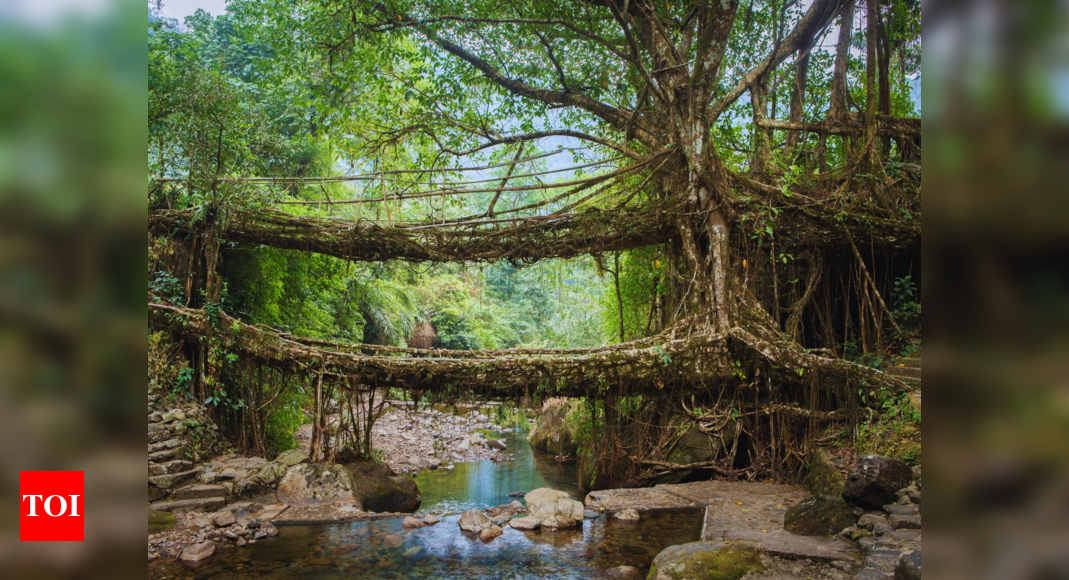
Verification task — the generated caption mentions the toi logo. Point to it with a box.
[20,471,84,541]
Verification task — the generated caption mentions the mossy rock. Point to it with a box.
[783,495,856,536]
[347,462,421,513]
[528,398,580,456]
[803,449,844,497]
[648,541,764,580]
[148,509,175,534]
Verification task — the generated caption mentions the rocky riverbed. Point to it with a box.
[296,403,516,474]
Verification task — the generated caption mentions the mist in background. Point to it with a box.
[925,0,1069,578]
[0,0,146,577]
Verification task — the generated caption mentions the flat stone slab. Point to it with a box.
[712,529,856,561]
[173,484,228,500]
[256,504,290,521]
[584,487,703,513]
[687,480,857,563]
[150,497,226,513]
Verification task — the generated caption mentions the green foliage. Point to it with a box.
[265,384,307,454]
[598,247,665,343]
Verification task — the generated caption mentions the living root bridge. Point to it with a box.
[150,202,678,265]
[148,300,907,403]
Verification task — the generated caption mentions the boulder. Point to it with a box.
[211,511,236,527]
[509,516,541,530]
[488,439,506,450]
[843,454,914,509]
[347,462,421,513]
[148,509,176,534]
[250,462,288,488]
[276,464,358,508]
[783,495,856,536]
[275,450,310,466]
[895,551,921,580]
[422,514,440,525]
[528,398,581,455]
[402,516,425,528]
[803,448,845,497]
[613,508,640,521]
[525,487,584,528]
[490,513,512,526]
[459,508,492,533]
[179,541,215,564]
[479,525,503,541]
[648,541,764,580]
[260,521,278,537]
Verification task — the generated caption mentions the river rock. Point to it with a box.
[843,454,914,509]
[649,541,764,580]
[605,565,644,579]
[490,513,512,526]
[488,439,506,450]
[347,462,421,513]
[783,495,856,536]
[422,514,440,525]
[479,525,503,541]
[277,464,358,507]
[275,450,310,466]
[614,508,640,521]
[525,487,584,528]
[459,508,492,533]
[211,511,236,527]
[179,541,215,564]
[509,516,541,530]
[402,516,425,528]
[260,521,278,537]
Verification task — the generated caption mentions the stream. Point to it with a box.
[148,427,703,579]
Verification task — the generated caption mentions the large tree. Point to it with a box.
[252,0,921,334]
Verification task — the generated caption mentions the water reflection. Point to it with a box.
[147,427,703,579]
[416,427,579,514]
[147,511,703,579]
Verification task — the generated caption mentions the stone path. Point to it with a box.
[587,480,857,563]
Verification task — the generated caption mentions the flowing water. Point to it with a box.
[148,427,704,579]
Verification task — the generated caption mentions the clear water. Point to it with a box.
[148,427,704,579]
[414,427,580,514]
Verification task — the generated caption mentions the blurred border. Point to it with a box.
[925,0,1069,579]
[0,0,147,578]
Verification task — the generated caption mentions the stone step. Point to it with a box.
[150,497,226,513]
[173,483,228,500]
[891,374,921,385]
[898,357,921,368]
[149,449,177,462]
[148,438,183,453]
[148,430,173,444]
[886,365,921,379]
[148,469,202,491]
[148,459,193,476]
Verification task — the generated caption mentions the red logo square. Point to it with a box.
[20,471,84,541]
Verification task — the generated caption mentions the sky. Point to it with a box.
[159,0,228,20]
